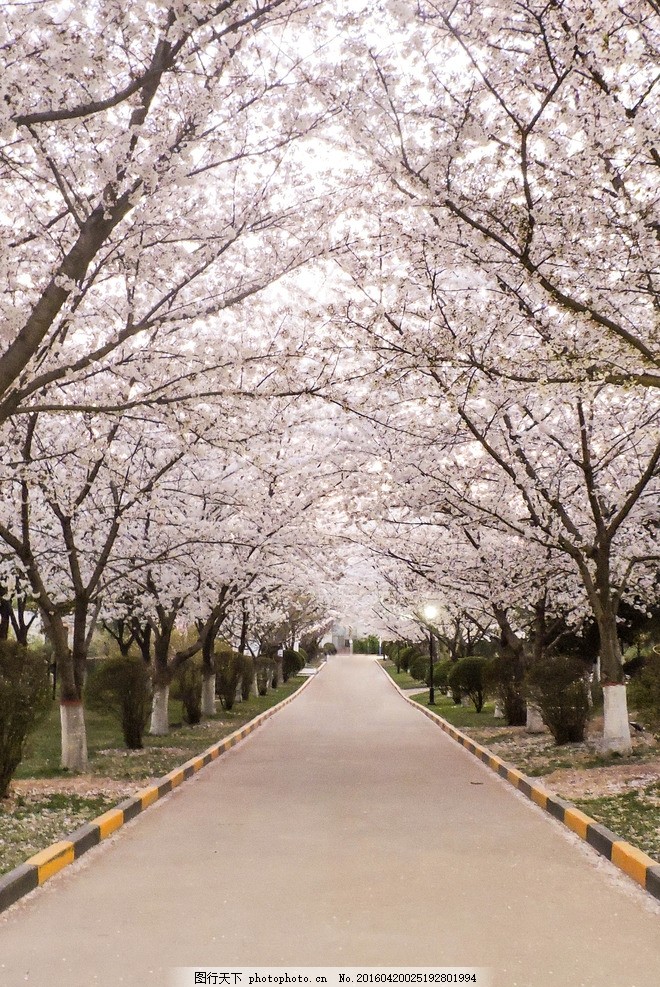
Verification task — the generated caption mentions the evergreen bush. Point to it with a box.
[408,652,430,684]
[399,644,423,674]
[526,654,590,744]
[215,649,242,710]
[283,648,305,681]
[85,655,152,749]
[628,652,660,734]
[255,655,273,696]
[171,660,203,725]
[0,641,51,797]
[484,654,527,725]
[239,654,254,700]
[447,657,488,712]
[433,658,453,689]
[352,634,380,654]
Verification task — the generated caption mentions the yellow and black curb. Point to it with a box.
[379,662,660,903]
[0,671,319,915]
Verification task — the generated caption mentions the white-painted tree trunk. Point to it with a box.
[201,674,216,716]
[150,684,170,736]
[494,702,504,719]
[602,684,632,753]
[60,702,88,771]
[252,671,259,697]
[234,679,243,704]
[526,704,546,734]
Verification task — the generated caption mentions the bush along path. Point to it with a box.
[0,672,313,904]
[379,661,660,900]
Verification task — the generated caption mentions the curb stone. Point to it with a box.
[0,670,320,914]
[377,660,660,903]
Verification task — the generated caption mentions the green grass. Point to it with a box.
[16,705,125,779]
[380,660,427,691]
[380,660,500,728]
[411,691,502,729]
[16,677,306,781]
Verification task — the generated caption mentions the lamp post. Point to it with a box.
[423,604,438,706]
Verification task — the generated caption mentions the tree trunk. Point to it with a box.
[60,701,88,771]
[149,614,175,735]
[0,597,11,640]
[201,672,216,716]
[200,624,217,717]
[526,704,545,734]
[590,555,631,753]
[493,608,527,726]
[42,609,90,769]
[150,683,170,736]
[602,684,632,753]
[598,607,631,752]
[238,606,249,655]
[132,619,152,664]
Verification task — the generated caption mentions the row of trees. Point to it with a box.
[0,0,357,772]
[309,0,660,753]
[0,1,658,767]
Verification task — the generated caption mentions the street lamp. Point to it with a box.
[423,604,438,706]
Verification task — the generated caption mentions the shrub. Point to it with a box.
[396,645,411,673]
[433,659,453,689]
[283,648,305,681]
[484,654,527,725]
[171,661,203,725]
[383,640,404,671]
[352,634,380,654]
[85,655,152,749]
[447,657,488,712]
[628,652,660,734]
[0,641,51,797]
[300,634,321,662]
[239,654,254,700]
[322,642,337,655]
[254,655,274,696]
[215,649,242,710]
[408,652,430,684]
[526,655,590,744]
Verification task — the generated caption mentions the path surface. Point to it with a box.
[2,655,660,987]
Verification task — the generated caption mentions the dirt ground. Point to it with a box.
[468,714,660,800]
[544,757,660,799]
[11,776,138,799]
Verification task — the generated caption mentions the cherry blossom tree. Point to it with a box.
[0,408,202,766]
[323,212,659,750]
[337,0,660,390]
[0,0,335,423]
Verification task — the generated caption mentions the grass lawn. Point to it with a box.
[382,663,428,691]
[16,678,306,782]
[1,675,307,876]
[411,691,502,729]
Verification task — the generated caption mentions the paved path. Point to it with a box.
[1,654,660,986]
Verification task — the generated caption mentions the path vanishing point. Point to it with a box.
[1,654,660,987]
